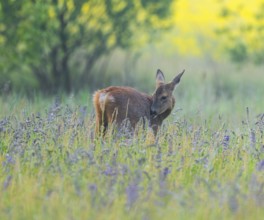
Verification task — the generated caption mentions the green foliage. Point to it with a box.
[0,0,173,94]
[228,42,248,63]
[218,3,264,65]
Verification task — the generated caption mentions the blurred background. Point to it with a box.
[0,0,263,106]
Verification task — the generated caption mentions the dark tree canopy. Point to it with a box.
[0,0,174,94]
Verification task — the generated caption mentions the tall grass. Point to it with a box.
[0,70,264,219]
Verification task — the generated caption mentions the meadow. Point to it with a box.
[0,65,264,220]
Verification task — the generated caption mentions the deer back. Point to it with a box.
[93,86,152,133]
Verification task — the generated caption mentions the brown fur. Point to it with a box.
[93,69,184,136]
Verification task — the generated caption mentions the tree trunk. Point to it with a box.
[58,7,71,94]
[62,54,71,93]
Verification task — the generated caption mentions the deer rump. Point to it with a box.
[93,86,152,134]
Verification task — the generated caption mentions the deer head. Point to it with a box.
[150,69,185,117]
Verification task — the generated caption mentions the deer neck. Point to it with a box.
[150,97,175,125]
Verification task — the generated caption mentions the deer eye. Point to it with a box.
[161,96,167,101]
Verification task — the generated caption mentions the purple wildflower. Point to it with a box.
[3,175,12,190]
[88,184,97,192]
[228,195,238,213]
[0,117,9,132]
[257,160,264,171]
[126,183,139,207]
[121,165,129,175]
[2,154,15,167]
[88,184,97,206]
[103,165,116,176]
[222,135,230,148]
[78,106,87,126]
[250,129,256,149]
[162,167,171,180]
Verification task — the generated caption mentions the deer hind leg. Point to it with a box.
[95,112,109,138]
[93,92,108,137]
[94,102,102,137]
[105,107,119,134]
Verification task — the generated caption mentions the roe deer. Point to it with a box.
[93,69,184,136]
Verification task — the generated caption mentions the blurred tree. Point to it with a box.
[218,3,264,65]
[0,0,173,94]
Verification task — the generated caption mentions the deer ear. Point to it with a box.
[170,69,185,90]
[156,69,165,88]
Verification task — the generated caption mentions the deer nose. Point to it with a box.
[150,108,157,116]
